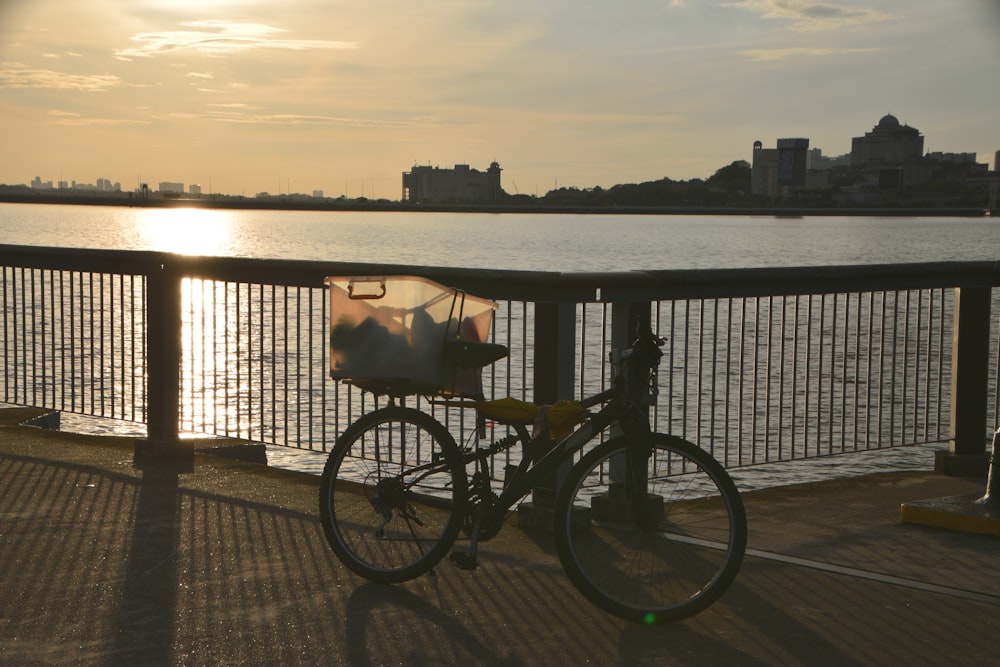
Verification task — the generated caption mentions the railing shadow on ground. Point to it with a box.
[110,467,181,666]
[2,438,997,666]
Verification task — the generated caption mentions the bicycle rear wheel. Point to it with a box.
[319,406,467,583]
[554,433,746,623]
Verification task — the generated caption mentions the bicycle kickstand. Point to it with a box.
[449,515,482,571]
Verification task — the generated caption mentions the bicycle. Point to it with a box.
[319,276,746,624]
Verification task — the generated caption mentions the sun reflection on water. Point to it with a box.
[136,207,236,256]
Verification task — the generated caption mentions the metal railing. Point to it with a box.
[2,244,998,475]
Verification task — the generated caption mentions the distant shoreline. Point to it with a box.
[0,191,989,218]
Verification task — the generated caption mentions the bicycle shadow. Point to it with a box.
[344,582,522,666]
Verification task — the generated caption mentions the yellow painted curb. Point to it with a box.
[901,493,1000,537]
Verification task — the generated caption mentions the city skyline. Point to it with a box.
[2,1,999,200]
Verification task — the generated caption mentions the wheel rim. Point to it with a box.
[326,412,461,578]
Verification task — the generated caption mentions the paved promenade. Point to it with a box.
[1,407,997,666]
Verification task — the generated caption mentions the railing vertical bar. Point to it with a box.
[18,267,26,404]
[296,285,303,447]
[828,293,836,454]
[903,289,913,443]
[667,300,676,437]
[307,285,315,449]
[696,299,704,450]
[817,293,826,455]
[723,298,732,465]
[736,296,746,464]
[840,292,849,452]
[136,274,144,424]
[764,296,773,461]
[889,290,899,446]
[804,294,813,456]
[750,297,760,463]
[792,294,800,457]
[321,284,329,451]
[777,295,786,460]
[709,298,719,455]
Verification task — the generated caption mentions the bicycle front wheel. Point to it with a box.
[319,406,467,583]
[554,434,746,623]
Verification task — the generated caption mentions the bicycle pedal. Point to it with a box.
[449,551,479,571]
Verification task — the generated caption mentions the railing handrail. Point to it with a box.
[3,243,999,300]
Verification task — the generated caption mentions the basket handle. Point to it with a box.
[347,279,387,300]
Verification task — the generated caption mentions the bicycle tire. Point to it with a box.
[553,433,746,623]
[319,406,467,583]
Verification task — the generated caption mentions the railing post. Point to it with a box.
[137,260,192,471]
[527,300,577,507]
[938,286,992,476]
[606,300,652,483]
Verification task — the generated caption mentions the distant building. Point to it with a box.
[851,115,928,191]
[159,182,184,194]
[30,176,53,190]
[807,149,850,170]
[752,139,809,195]
[96,178,120,192]
[189,184,202,195]
[851,114,923,166]
[402,162,504,204]
[777,138,809,187]
[925,152,977,164]
[312,190,324,198]
[751,141,778,196]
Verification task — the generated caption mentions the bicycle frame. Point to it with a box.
[471,383,647,518]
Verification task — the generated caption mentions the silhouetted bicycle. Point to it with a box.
[319,276,746,623]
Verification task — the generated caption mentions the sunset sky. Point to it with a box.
[2,0,998,199]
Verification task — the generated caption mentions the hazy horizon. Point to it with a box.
[2,1,999,199]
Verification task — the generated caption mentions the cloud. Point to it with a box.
[726,0,891,30]
[741,46,880,60]
[114,20,358,60]
[47,110,149,126]
[168,108,429,127]
[0,62,120,91]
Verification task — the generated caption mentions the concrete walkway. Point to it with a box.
[0,408,997,666]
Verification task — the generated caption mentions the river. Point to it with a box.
[1,202,997,271]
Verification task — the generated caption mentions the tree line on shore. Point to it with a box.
[1,158,992,211]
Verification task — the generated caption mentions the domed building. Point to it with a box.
[850,114,928,191]
[850,114,924,166]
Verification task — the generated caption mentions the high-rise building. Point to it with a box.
[776,138,809,187]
